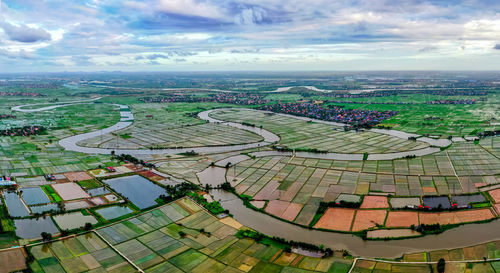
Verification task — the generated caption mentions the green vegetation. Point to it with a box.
[41,185,63,202]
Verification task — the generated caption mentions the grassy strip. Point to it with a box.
[41,185,62,203]
[236,229,336,257]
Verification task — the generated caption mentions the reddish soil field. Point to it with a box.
[265,200,290,217]
[0,248,26,273]
[385,211,419,227]
[360,196,389,209]
[488,189,500,203]
[419,211,457,225]
[124,164,143,172]
[254,180,280,200]
[63,171,93,182]
[280,183,303,202]
[280,203,303,221]
[351,210,387,231]
[494,204,500,214]
[138,170,157,178]
[422,187,437,194]
[235,184,250,194]
[314,208,355,231]
[455,209,495,223]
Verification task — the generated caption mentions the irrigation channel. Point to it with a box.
[13,100,500,258]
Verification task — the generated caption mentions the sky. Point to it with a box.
[1,0,500,72]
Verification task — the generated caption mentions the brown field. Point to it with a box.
[265,200,290,217]
[0,248,26,273]
[422,187,437,194]
[488,189,500,203]
[63,171,93,182]
[419,212,457,225]
[280,203,303,221]
[351,210,387,231]
[385,211,419,227]
[52,182,90,200]
[254,180,280,200]
[494,204,500,214]
[360,196,389,209]
[455,209,495,223]
[419,209,495,225]
[314,208,355,231]
[138,170,164,182]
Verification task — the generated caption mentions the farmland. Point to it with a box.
[77,103,264,150]
[210,108,430,154]
[0,74,500,271]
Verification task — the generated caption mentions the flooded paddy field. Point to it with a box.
[103,175,167,209]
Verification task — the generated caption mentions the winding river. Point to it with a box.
[12,99,498,258]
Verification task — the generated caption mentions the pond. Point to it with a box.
[452,194,486,207]
[14,218,59,239]
[30,204,60,214]
[53,211,98,230]
[96,206,133,220]
[3,191,30,217]
[20,187,50,205]
[422,196,451,209]
[104,175,166,209]
[87,187,110,196]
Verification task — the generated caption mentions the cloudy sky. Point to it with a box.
[1,0,500,72]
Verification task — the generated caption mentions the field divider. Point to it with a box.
[348,256,500,273]
[92,230,145,273]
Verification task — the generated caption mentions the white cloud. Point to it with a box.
[157,0,227,20]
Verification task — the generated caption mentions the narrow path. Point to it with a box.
[347,257,500,273]
[11,97,102,112]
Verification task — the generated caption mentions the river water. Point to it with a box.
[197,165,500,258]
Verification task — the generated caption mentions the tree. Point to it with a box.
[41,232,52,242]
[84,222,93,231]
[437,258,446,273]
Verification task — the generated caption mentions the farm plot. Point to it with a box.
[95,205,133,220]
[28,232,135,273]
[3,190,31,217]
[447,142,500,176]
[0,136,116,178]
[0,248,26,273]
[210,108,430,154]
[76,103,263,150]
[53,211,98,230]
[14,217,59,239]
[20,186,50,205]
[229,154,500,227]
[103,175,167,209]
[29,197,355,272]
[78,122,263,149]
[51,182,90,201]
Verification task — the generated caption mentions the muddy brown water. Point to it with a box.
[197,166,500,258]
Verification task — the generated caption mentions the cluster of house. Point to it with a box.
[0,91,45,97]
[0,126,46,137]
[0,114,16,119]
[257,102,397,127]
[0,176,16,187]
[139,93,268,105]
[425,99,476,105]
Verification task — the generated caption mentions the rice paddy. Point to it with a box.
[27,198,356,272]
[210,108,431,154]
[76,103,263,149]
[1,85,500,270]
[227,150,500,231]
